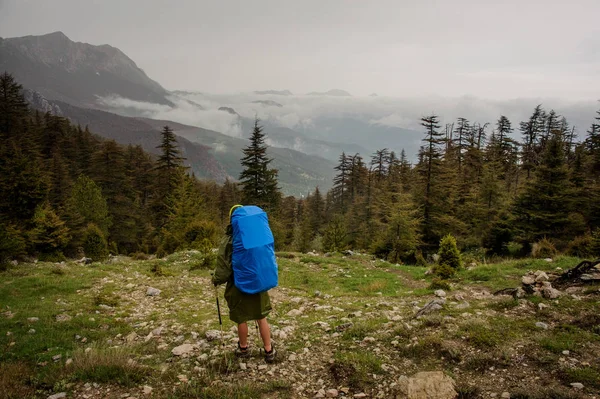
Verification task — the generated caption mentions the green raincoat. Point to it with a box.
[211,224,272,324]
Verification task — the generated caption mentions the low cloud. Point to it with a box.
[97,91,600,157]
[96,94,244,137]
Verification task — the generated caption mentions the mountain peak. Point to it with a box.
[1,31,171,107]
[44,31,68,39]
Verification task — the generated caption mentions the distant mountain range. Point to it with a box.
[1,31,424,194]
[254,90,293,96]
[0,32,342,195]
[0,31,171,108]
[307,89,352,97]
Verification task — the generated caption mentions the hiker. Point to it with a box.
[212,205,277,363]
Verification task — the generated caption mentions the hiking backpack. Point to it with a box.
[230,205,278,294]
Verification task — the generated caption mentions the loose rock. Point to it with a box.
[146,287,161,296]
[172,344,195,356]
[397,371,457,399]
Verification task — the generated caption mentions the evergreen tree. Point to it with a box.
[0,72,29,137]
[239,119,281,212]
[65,175,112,238]
[513,131,583,247]
[520,105,546,179]
[28,202,71,260]
[371,148,390,182]
[332,152,351,213]
[415,115,446,246]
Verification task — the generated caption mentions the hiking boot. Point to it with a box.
[264,345,276,363]
[235,341,250,358]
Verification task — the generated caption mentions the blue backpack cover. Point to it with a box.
[231,205,278,294]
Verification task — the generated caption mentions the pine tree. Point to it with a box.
[513,131,583,247]
[520,105,546,179]
[415,115,446,246]
[0,72,29,137]
[28,202,71,260]
[65,175,112,238]
[239,119,281,212]
[371,148,390,182]
[452,117,470,173]
[332,152,351,213]
[90,140,139,252]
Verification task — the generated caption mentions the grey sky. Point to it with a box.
[1,0,599,100]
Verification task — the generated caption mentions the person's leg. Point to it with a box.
[256,318,271,352]
[238,322,248,348]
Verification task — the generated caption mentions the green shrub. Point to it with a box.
[438,234,462,269]
[190,239,216,270]
[131,252,149,261]
[83,223,108,261]
[0,223,26,266]
[507,241,524,257]
[432,263,456,279]
[566,234,593,258]
[531,237,558,258]
[157,231,181,257]
[185,220,219,248]
[428,278,451,291]
[415,250,427,267]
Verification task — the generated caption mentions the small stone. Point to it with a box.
[172,344,195,356]
[570,383,584,389]
[289,354,297,361]
[562,350,570,355]
[146,287,161,296]
[287,308,303,317]
[542,286,561,299]
[239,362,247,370]
[47,393,67,399]
[326,389,339,398]
[522,276,535,285]
[258,364,268,370]
[362,336,376,343]
[534,271,549,282]
[353,394,367,398]
[535,322,549,330]
[27,317,39,323]
[55,314,72,322]
[142,385,153,395]
[52,354,62,361]
[152,327,163,336]
[177,374,188,383]
[65,358,73,366]
[501,393,510,398]
[434,290,446,298]
[28,329,36,334]
[85,347,92,353]
[314,392,325,398]
[544,258,553,262]
[205,330,221,341]
[538,303,549,310]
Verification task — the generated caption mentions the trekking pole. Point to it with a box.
[211,278,225,348]
[255,320,261,355]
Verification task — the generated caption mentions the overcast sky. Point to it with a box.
[1,0,599,100]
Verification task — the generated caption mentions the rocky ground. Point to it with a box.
[1,252,599,399]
